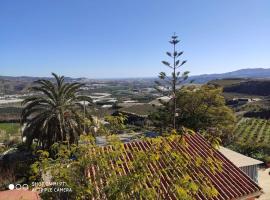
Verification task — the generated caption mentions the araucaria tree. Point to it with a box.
[155,34,189,130]
[21,73,92,149]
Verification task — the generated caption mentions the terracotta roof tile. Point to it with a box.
[88,134,262,200]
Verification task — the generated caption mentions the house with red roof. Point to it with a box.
[0,134,263,200]
[89,134,262,200]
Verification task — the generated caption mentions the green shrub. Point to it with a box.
[264,156,270,163]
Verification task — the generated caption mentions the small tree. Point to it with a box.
[155,34,189,130]
[151,85,236,145]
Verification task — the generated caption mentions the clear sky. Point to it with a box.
[0,0,269,78]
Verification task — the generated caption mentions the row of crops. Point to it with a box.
[233,117,270,145]
[231,117,270,162]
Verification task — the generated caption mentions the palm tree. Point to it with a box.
[21,73,92,149]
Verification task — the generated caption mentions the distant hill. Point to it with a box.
[209,78,270,97]
[0,75,87,94]
[189,68,270,83]
[2,68,270,94]
[0,75,83,82]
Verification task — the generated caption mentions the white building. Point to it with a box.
[219,146,263,183]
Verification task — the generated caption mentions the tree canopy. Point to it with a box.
[21,73,92,149]
[151,85,236,144]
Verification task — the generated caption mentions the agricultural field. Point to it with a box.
[0,122,21,142]
[0,105,22,122]
[233,117,270,145]
[230,117,270,162]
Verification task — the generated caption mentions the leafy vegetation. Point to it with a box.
[233,118,270,145]
[0,143,33,189]
[21,73,92,149]
[151,85,236,144]
[29,134,221,200]
[229,117,270,162]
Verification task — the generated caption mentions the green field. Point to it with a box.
[0,123,20,134]
[233,118,270,145]
[0,123,20,142]
[230,117,270,161]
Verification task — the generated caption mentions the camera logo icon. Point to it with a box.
[8,184,14,190]
[8,183,29,190]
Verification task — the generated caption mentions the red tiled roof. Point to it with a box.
[0,190,40,200]
[87,134,262,200]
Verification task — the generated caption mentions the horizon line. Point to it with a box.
[1,67,270,80]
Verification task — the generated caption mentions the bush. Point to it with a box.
[228,142,270,161]
[0,145,8,154]
[0,146,34,190]
[264,156,270,164]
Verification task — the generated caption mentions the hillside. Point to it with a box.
[2,68,270,95]
[2,68,270,88]
[0,76,87,94]
[209,78,270,97]
[189,68,270,83]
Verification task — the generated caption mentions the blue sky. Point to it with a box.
[0,0,269,78]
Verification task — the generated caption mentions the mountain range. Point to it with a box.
[1,68,270,83]
[189,68,270,83]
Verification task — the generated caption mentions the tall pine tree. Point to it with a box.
[155,34,189,130]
